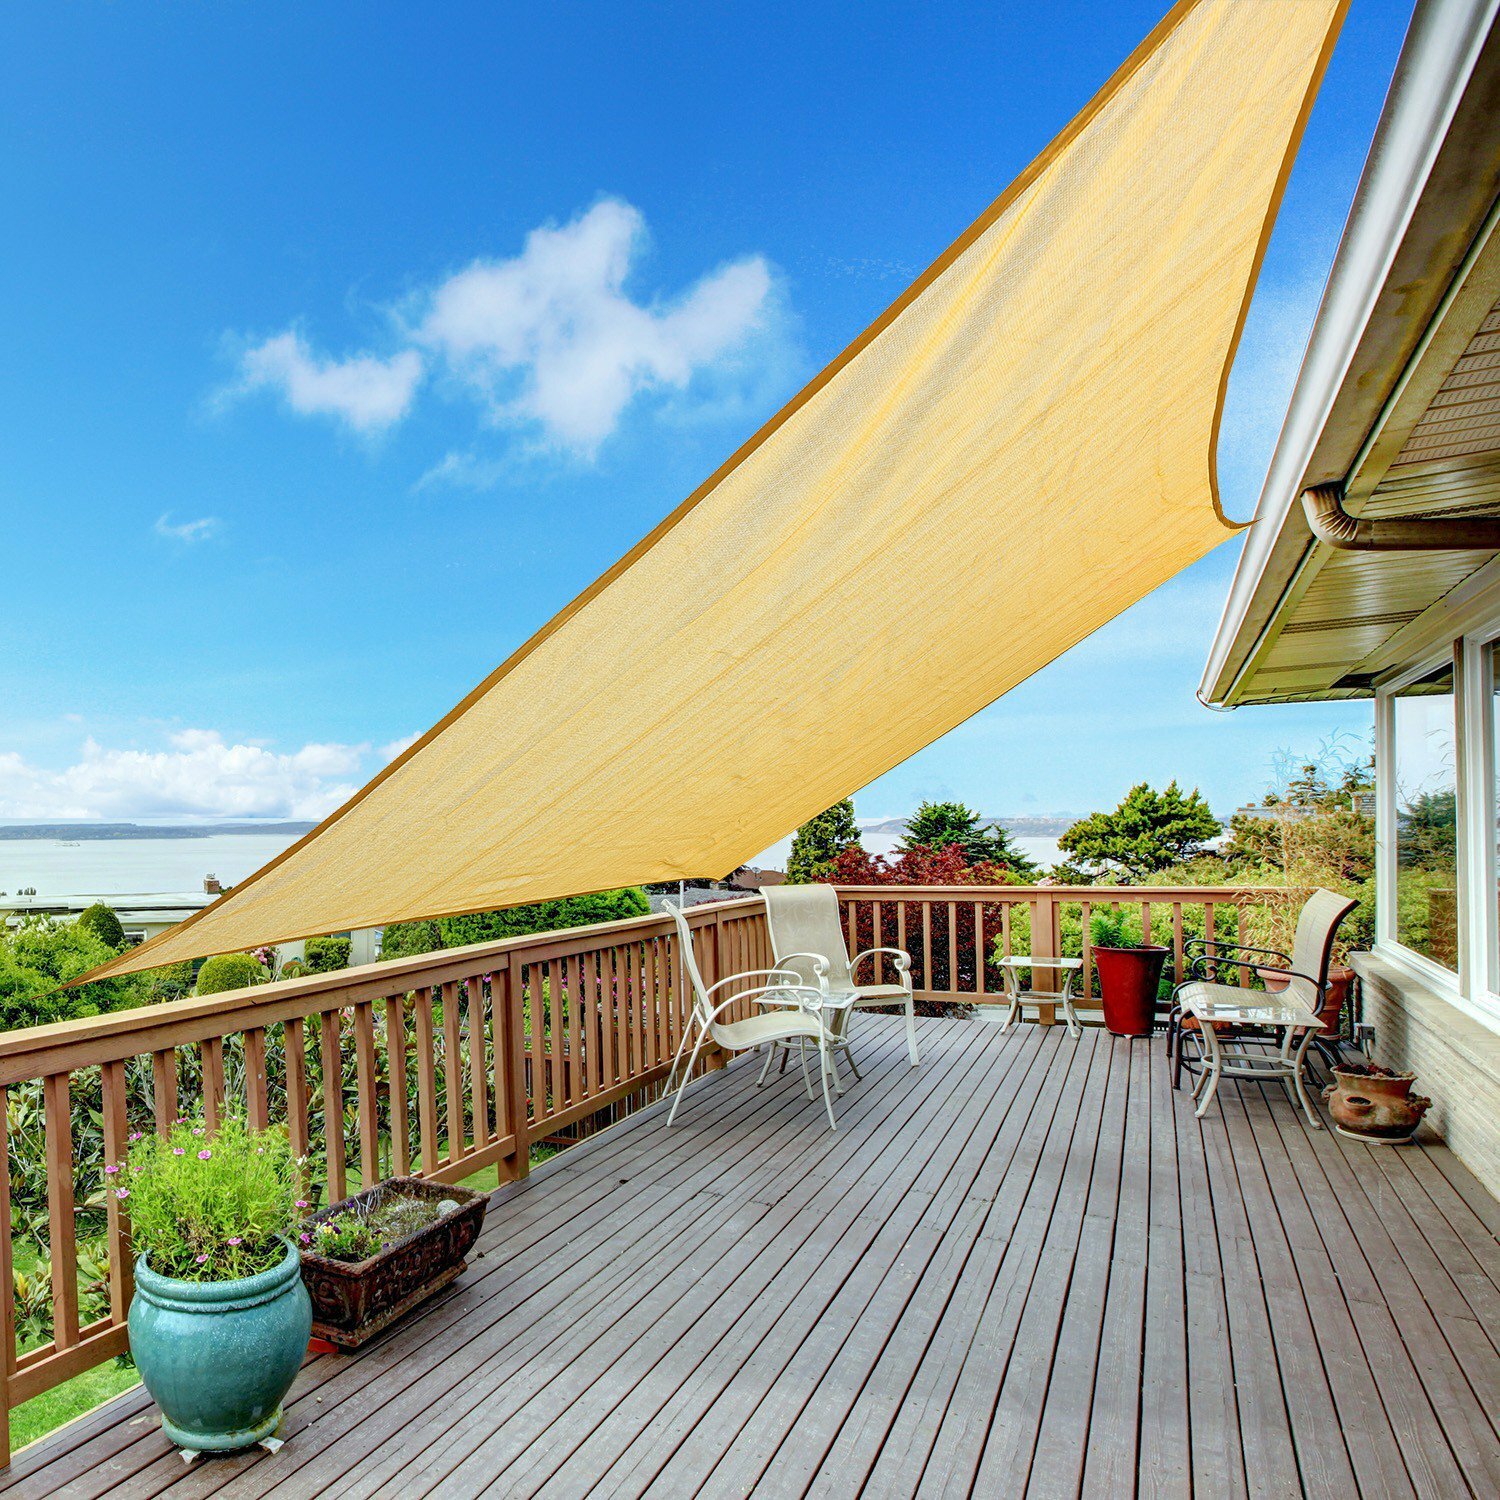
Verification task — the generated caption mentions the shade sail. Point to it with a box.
[92,0,1347,979]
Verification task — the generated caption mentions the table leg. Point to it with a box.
[1195,1022,1223,1118]
[1288,1025,1323,1129]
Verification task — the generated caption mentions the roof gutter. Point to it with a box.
[1199,0,1500,705]
[1301,482,1500,550]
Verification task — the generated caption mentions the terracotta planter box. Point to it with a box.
[299,1177,488,1349]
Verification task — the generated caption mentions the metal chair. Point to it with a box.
[1167,887,1357,1105]
[661,900,840,1129]
[763,884,920,1067]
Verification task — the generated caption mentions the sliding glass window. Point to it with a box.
[1390,660,1459,970]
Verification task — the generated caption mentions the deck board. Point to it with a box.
[4,1017,1498,1500]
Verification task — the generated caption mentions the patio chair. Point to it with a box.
[661,900,841,1129]
[1166,887,1357,1108]
[764,884,920,1066]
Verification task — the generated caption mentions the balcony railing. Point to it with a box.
[0,882,1284,1462]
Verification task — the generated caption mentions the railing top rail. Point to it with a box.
[0,895,764,1076]
[832,884,1290,900]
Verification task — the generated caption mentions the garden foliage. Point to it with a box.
[786,799,860,884]
[194,953,267,996]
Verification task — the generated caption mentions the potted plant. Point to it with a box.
[118,1116,311,1454]
[297,1177,487,1348]
[1089,910,1168,1036]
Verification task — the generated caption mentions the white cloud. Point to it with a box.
[0,730,368,821]
[155,513,220,544]
[415,199,775,454]
[230,330,424,433]
[222,198,783,461]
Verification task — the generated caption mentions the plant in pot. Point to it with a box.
[297,1176,488,1348]
[1089,910,1169,1037]
[118,1116,311,1454]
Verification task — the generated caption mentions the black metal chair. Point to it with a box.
[1166,888,1357,1092]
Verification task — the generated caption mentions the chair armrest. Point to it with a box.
[1184,936,1291,966]
[703,982,826,1025]
[768,952,831,991]
[702,966,817,1000]
[851,947,912,980]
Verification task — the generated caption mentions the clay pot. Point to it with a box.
[1321,1065,1431,1142]
[1093,945,1168,1037]
[1255,964,1352,1034]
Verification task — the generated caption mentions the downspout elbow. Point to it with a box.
[1301,483,1500,552]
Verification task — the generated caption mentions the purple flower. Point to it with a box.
[192,1127,204,1136]
[104,1163,119,1175]
[255,1147,265,1156]
[299,1233,311,1245]
[198,1149,212,1160]
[195,1254,208,1264]
[227,1236,243,1246]
[128,1131,142,1142]
[115,1187,129,1200]
[172,1147,185,1156]
[295,1200,309,1209]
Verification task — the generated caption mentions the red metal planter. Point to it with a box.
[299,1177,488,1349]
[1093,944,1168,1036]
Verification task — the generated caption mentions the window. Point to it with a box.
[1391,660,1458,969]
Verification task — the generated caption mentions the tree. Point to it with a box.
[0,917,155,1028]
[75,902,125,951]
[437,888,651,947]
[379,919,443,961]
[194,953,267,996]
[899,800,1040,879]
[1058,782,1220,881]
[786,800,860,884]
[304,936,352,974]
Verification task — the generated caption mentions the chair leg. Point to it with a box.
[778,1046,791,1075]
[818,1042,838,1131]
[666,1033,709,1126]
[663,1021,698,1098]
[1289,1026,1323,1130]
[844,1046,863,1082]
[756,1044,776,1087]
[904,995,920,1066]
[797,1039,815,1098]
[1194,1027,1223,1119]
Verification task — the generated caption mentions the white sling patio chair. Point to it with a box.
[764,884,920,1066]
[662,900,840,1129]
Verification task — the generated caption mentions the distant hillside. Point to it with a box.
[858,814,1077,839]
[0,822,317,841]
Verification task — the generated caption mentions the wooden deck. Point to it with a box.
[4,1016,1499,1499]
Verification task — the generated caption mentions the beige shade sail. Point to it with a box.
[90,0,1348,981]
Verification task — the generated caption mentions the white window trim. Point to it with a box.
[1374,629,1500,1031]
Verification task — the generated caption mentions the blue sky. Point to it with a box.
[0,1,1411,831]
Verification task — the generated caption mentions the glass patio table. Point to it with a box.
[1178,987,1324,1126]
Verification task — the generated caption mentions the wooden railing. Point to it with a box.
[0,883,1284,1462]
[835,885,1285,1006]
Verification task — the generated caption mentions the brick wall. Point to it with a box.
[1351,952,1500,1197]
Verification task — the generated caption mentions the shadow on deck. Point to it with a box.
[4,1016,1498,1498]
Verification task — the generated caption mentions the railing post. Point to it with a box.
[1031,893,1059,1026]
[496,965,530,1182]
[1,1085,13,1470]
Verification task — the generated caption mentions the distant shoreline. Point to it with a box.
[0,823,317,841]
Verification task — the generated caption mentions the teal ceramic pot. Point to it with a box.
[129,1239,311,1452]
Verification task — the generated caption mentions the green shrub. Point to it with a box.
[194,953,267,996]
[438,888,650,947]
[304,936,352,973]
[75,903,125,951]
[0,916,153,1029]
[379,920,443,961]
[277,958,307,979]
[118,1117,299,1281]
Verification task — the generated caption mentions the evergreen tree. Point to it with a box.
[899,800,1040,879]
[75,901,125,950]
[786,799,860,883]
[1058,782,1220,881]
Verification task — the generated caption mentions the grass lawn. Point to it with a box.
[11,1361,140,1454]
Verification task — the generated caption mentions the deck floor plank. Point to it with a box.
[3,1018,1497,1500]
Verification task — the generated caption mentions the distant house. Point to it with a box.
[0,891,214,945]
